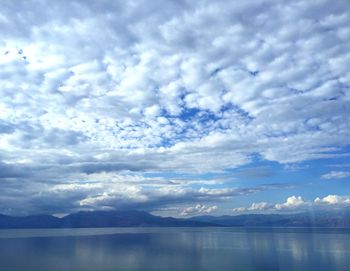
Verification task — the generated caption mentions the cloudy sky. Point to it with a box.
[1,0,350,217]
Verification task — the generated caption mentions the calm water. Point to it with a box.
[0,227,349,271]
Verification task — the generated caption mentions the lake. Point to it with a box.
[0,227,349,271]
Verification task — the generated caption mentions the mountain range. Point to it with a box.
[0,210,212,228]
[1,210,350,228]
[190,211,350,227]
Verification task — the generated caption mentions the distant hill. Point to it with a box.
[1,210,350,229]
[60,210,212,228]
[0,214,61,229]
[0,210,212,229]
[189,211,350,227]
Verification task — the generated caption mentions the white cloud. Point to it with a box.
[275,196,308,210]
[314,195,350,205]
[233,202,271,212]
[249,202,271,211]
[1,0,349,170]
[234,194,350,214]
[180,204,218,217]
[233,196,309,213]
[321,171,350,179]
[0,0,350,214]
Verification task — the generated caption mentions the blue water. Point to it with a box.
[0,227,349,271]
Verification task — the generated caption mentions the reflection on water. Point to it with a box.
[0,228,349,271]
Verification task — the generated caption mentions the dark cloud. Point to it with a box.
[78,162,155,174]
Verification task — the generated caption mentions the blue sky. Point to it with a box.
[0,0,350,217]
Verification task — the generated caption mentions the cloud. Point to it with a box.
[233,196,309,213]
[77,185,263,212]
[233,202,271,213]
[0,0,349,214]
[234,194,350,213]
[0,166,275,215]
[314,195,350,205]
[248,202,271,211]
[275,196,309,210]
[180,204,218,217]
[321,171,350,179]
[1,0,349,169]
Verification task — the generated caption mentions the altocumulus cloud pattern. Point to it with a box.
[0,0,349,216]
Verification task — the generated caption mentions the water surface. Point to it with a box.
[0,227,349,271]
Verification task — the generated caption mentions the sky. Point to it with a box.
[0,0,350,217]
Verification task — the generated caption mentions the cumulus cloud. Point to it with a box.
[314,195,350,205]
[233,202,271,213]
[234,194,350,214]
[275,196,309,210]
[0,0,349,214]
[180,204,218,217]
[233,196,309,213]
[321,171,350,179]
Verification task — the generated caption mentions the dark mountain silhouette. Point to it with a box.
[0,211,212,229]
[1,210,350,229]
[0,214,61,229]
[60,210,211,228]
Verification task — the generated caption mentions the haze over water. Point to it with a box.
[1,228,349,271]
